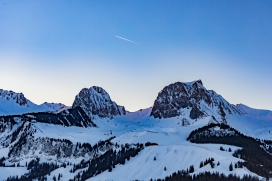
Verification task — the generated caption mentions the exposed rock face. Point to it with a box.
[72,86,126,119]
[150,80,242,122]
[4,121,109,163]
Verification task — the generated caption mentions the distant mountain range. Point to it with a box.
[0,80,272,181]
[0,89,69,116]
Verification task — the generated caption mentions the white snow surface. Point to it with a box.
[236,104,272,120]
[0,105,271,180]
[85,108,266,180]
[0,89,69,116]
[89,145,258,181]
[0,167,28,181]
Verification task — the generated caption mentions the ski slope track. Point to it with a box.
[0,80,271,181]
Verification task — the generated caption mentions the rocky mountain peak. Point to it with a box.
[0,89,28,106]
[0,89,69,116]
[150,80,242,123]
[72,86,126,119]
[193,79,203,85]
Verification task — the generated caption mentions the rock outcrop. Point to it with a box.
[72,86,126,119]
[150,80,243,122]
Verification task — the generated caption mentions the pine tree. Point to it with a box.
[229,163,233,171]
[189,165,194,173]
[211,162,215,168]
[199,161,203,168]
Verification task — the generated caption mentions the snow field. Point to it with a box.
[0,167,28,181]
[0,106,271,180]
[88,144,252,181]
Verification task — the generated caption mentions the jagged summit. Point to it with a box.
[0,89,68,116]
[150,80,243,123]
[72,86,126,119]
[0,89,28,107]
[183,79,203,86]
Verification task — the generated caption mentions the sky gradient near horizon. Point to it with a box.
[0,1,272,111]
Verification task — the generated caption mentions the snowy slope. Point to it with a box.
[220,104,272,140]
[89,144,256,181]
[0,167,28,181]
[38,102,69,113]
[0,89,69,116]
[0,107,267,181]
[236,103,272,120]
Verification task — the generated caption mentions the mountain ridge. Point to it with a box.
[0,89,69,116]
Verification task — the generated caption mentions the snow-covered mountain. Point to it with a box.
[150,80,243,124]
[0,89,69,116]
[0,81,272,181]
[72,86,126,119]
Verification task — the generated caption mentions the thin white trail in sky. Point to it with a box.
[115,35,138,44]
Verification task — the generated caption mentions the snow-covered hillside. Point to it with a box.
[0,81,272,181]
[0,110,265,181]
[0,89,69,116]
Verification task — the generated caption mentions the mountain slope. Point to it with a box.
[0,89,69,116]
[235,103,272,120]
[72,86,126,119]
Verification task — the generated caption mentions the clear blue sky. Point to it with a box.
[0,0,272,111]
